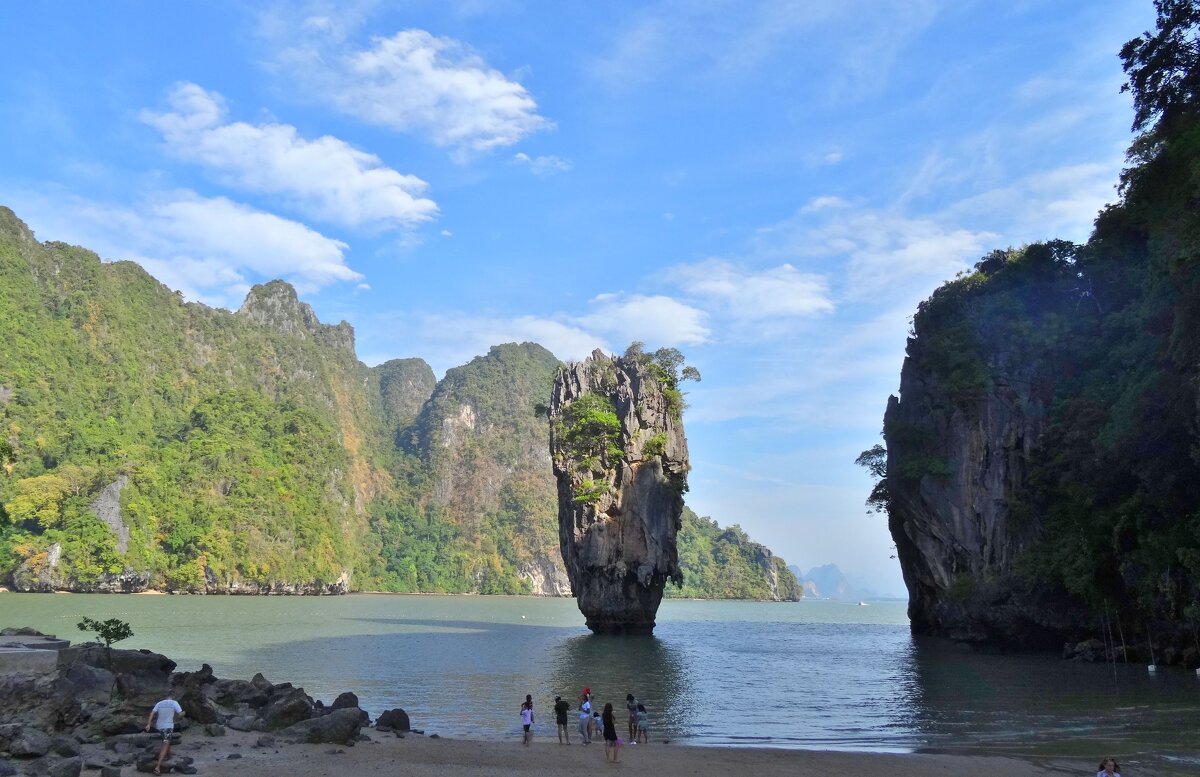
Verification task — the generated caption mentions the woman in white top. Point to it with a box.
[1096,757,1120,777]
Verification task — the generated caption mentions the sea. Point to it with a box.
[2,593,1198,773]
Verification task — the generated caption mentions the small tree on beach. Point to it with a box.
[77,616,133,668]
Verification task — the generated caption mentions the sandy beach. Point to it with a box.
[141,727,1089,777]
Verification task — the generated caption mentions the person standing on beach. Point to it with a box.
[602,702,620,763]
[520,695,534,746]
[625,693,638,742]
[578,697,592,744]
[635,703,649,744]
[1097,757,1121,777]
[144,692,183,775]
[554,695,571,744]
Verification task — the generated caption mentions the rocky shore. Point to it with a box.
[0,628,411,777]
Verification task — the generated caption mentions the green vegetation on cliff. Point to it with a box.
[0,208,798,599]
[669,507,802,600]
[884,1,1200,658]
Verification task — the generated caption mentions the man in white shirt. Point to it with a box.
[144,692,184,775]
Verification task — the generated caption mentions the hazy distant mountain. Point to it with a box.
[789,563,862,601]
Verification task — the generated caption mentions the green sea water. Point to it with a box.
[2,593,1197,774]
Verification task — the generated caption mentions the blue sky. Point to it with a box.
[0,1,1153,595]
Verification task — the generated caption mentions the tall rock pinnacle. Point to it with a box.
[549,349,690,634]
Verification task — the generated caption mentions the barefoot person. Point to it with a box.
[520,694,534,746]
[625,693,638,742]
[578,698,592,744]
[144,692,183,775]
[602,702,620,763]
[554,695,571,744]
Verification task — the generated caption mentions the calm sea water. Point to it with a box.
[3,594,1198,772]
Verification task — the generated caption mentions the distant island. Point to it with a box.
[0,208,798,601]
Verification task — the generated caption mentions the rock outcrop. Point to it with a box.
[550,350,689,634]
[0,630,378,775]
[884,343,1065,646]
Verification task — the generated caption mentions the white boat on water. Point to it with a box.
[857,601,869,606]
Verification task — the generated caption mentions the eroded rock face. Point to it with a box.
[550,350,689,634]
[885,335,1071,648]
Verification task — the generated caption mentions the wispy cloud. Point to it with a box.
[8,188,359,307]
[141,83,438,231]
[666,258,834,321]
[269,21,551,156]
[512,152,572,176]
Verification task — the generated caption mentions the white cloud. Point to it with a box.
[142,82,437,230]
[512,152,572,176]
[373,311,604,375]
[273,26,551,155]
[759,198,996,301]
[666,259,834,320]
[8,189,359,307]
[578,293,710,348]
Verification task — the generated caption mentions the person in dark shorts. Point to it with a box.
[602,702,620,763]
[554,695,571,744]
[625,693,638,741]
[144,692,184,775]
[520,694,534,746]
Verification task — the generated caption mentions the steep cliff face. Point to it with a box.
[374,358,436,434]
[406,343,569,595]
[550,350,689,633]
[885,326,1062,644]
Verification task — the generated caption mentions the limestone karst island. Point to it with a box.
[4,2,1200,777]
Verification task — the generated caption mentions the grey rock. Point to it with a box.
[211,679,268,709]
[101,766,123,777]
[279,708,362,746]
[374,709,409,733]
[225,754,241,760]
[329,692,358,710]
[49,736,80,757]
[7,726,52,757]
[550,350,690,634]
[254,737,274,748]
[47,756,83,777]
[225,717,254,732]
[201,725,224,738]
[259,688,313,731]
[0,758,15,777]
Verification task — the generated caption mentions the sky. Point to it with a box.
[0,1,1155,596]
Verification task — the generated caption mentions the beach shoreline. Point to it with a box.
[153,727,1097,777]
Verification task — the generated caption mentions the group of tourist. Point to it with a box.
[522,687,651,761]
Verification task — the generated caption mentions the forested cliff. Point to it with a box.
[882,2,1200,664]
[0,207,798,599]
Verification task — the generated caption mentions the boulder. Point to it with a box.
[1,725,52,758]
[47,756,83,777]
[49,736,80,757]
[375,709,409,733]
[249,674,273,695]
[329,692,358,710]
[0,759,12,777]
[101,767,123,777]
[259,688,313,731]
[202,724,224,737]
[279,708,362,745]
[210,679,268,709]
[225,717,254,732]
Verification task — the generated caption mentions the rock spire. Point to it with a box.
[549,349,689,634]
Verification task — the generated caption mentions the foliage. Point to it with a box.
[854,443,889,513]
[1120,0,1200,136]
[560,393,623,463]
[667,507,802,600]
[642,433,668,458]
[890,4,1200,643]
[77,616,133,649]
